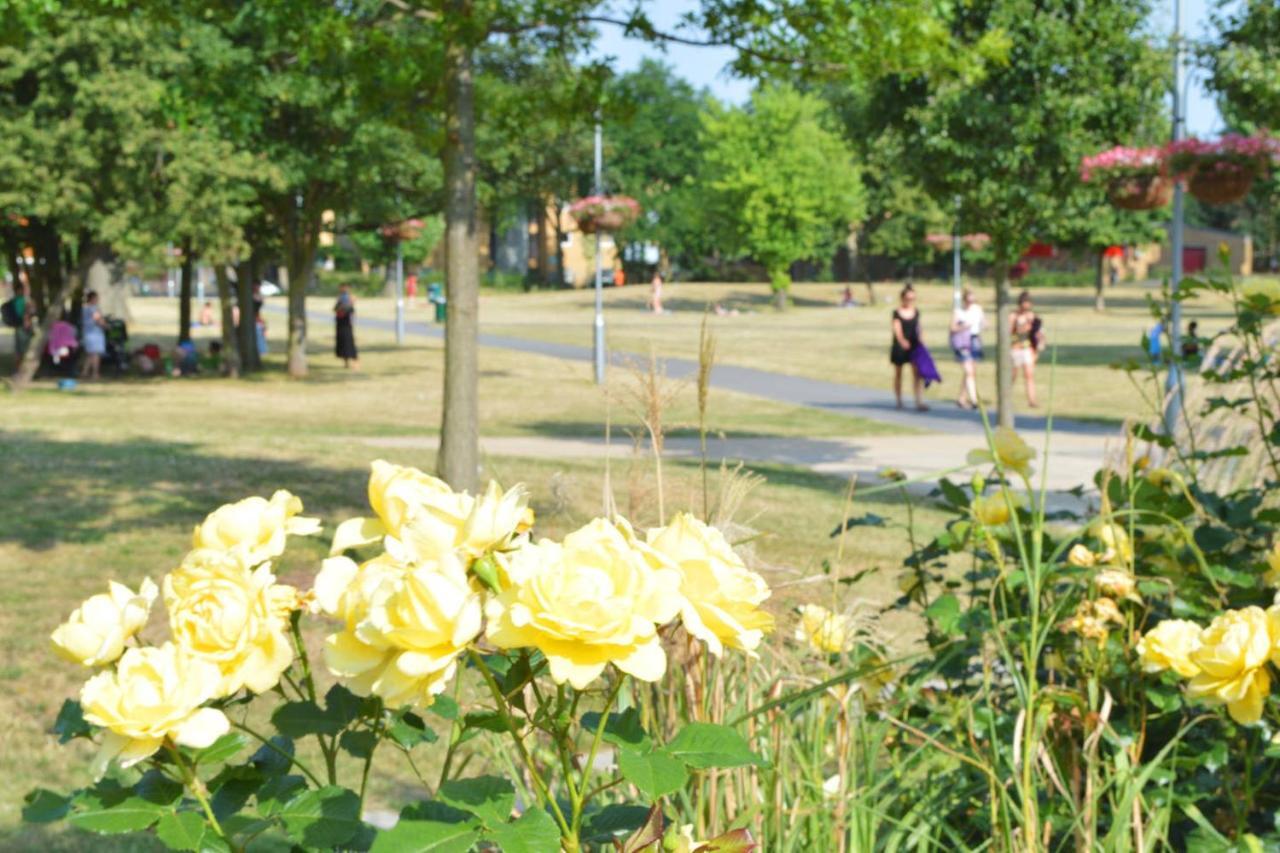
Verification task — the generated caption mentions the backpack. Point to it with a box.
[1,298,18,328]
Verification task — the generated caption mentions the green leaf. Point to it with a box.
[250,736,295,776]
[371,820,481,852]
[326,684,372,727]
[388,711,438,750]
[429,695,460,720]
[618,748,689,799]
[924,594,962,635]
[437,776,515,827]
[340,729,378,759]
[208,765,263,821]
[695,828,759,852]
[938,478,970,509]
[189,731,250,766]
[53,699,92,743]
[462,710,509,734]
[21,789,70,824]
[663,723,766,770]
[271,700,346,737]
[277,785,362,848]
[484,809,560,853]
[154,810,210,851]
[255,774,306,816]
[582,804,652,842]
[69,784,166,835]
[579,707,650,752]
[135,770,184,806]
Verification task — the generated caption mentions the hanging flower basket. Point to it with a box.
[1168,134,1279,206]
[1106,174,1174,210]
[380,218,425,242]
[1081,146,1171,211]
[569,195,641,234]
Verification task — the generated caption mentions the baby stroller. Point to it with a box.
[104,317,129,374]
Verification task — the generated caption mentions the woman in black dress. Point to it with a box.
[334,283,359,369]
[890,285,927,411]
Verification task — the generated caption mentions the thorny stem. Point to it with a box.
[573,677,624,835]
[167,743,235,851]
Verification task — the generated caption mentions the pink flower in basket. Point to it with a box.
[1080,146,1164,182]
[569,195,641,233]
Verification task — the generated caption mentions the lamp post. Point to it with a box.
[952,195,963,309]
[592,120,606,385]
[1164,0,1186,433]
[395,240,405,346]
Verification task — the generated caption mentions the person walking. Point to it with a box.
[10,277,33,372]
[890,284,928,411]
[1010,290,1039,408]
[650,271,664,314]
[334,283,359,369]
[79,290,107,380]
[950,288,985,409]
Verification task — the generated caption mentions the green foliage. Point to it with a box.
[700,85,864,293]
[1205,0,1280,133]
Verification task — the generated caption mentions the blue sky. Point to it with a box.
[588,0,1232,136]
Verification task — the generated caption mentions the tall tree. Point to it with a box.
[700,84,864,307]
[878,0,1165,425]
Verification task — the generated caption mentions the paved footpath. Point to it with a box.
[282,306,1119,492]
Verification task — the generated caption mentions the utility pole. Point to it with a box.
[592,119,606,385]
[1164,0,1186,433]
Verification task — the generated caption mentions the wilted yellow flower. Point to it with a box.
[1262,543,1280,588]
[51,578,158,668]
[645,513,774,656]
[1061,599,1125,646]
[1187,607,1274,725]
[193,490,320,566]
[164,550,297,697]
[1096,569,1139,601]
[967,427,1036,477]
[1088,520,1133,566]
[878,468,907,482]
[1146,467,1183,490]
[486,518,682,689]
[1067,544,1097,568]
[1137,619,1203,677]
[795,604,855,654]
[80,643,229,778]
[971,491,1024,527]
[325,555,481,708]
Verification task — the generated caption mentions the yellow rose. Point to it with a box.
[80,643,229,778]
[193,490,320,566]
[485,518,682,689]
[313,553,410,628]
[1061,599,1124,646]
[325,555,481,708]
[1187,607,1274,725]
[331,461,470,555]
[51,578,158,667]
[164,549,297,696]
[1087,519,1133,566]
[1137,619,1203,677]
[795,604,855,655]
[971,491,1024,527]
[645,513,774,656]
[967,427,1035,477]
[1262,543,1280,588]
[458,480,533,559]
[1095,569,1139,601]
[1067,544,1097,568]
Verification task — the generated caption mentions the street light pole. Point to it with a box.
[592,120,606,385]
[952,195,963,309]
[1164,0,1185,433]
[395,240,406,345]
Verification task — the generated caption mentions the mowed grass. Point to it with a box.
[407,277,1242,425]
[0,303,951,846]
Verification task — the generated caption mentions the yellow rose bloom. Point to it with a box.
[458,480,533,559]
[1137,619,1203,677]
[51,578,158,667]
[1095,569,1139,601]
[325,555,481,709]
[1067,544,1097,568]
[331,460,470,556]
[1262,543,1280,588]
[795,604,855,655]
[971,491,1024,527]
[967,427,1036,477]
[486,518,682,689]
[1187,607,1274,725]
[313,553,410,628]
[193,490,320,566]
[645,513,774,656]
[164,549,297,696]
[80,643,229,778]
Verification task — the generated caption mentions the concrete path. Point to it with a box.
[281,305,1115,438]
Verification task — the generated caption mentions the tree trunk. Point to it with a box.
[438,30,480,492]
[235,260,259,373]
[535,200,550,287]
[1094,250,1106,312]
[284,204,318,379]
[995,261,1014,428]
[14,235,99,388]
[214,264,240,377]
[179,240,195,343]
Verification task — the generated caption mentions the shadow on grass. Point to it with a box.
[0,825,162,853]
[0,431,373,550]
[604,288,835,313]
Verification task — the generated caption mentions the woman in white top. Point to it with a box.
[949,289,985,410]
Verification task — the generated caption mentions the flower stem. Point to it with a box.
[167,743,236,852]
[573,678,624,835]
